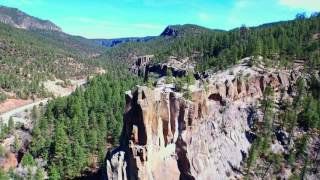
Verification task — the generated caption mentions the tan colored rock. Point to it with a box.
[0,152,18,172]
[278,72,290,90]
[106,60,297,180]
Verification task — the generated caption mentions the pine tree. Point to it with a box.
[78,128,86,147]
[88,129,98,152]
[74,141,86,171]
[71,116,80,137]
[98,146,106,166]
[31,105,39,120]
[49,164,60,180]
[28,70,142,178]
[13,134,20,152]
[34,168,45,180]
[21,152,35,167]
[64,143,75,178]
[260,86,274,153]
[8,116,14,133]
[53,123,68,162]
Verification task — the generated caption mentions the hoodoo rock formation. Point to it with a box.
[106,59,302,180]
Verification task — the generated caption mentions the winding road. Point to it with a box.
[0,78,87,125]
[0,98,49,124]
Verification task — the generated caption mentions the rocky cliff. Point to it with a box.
[160,24,213,37]
[106,58,302,180]
[0,6,62,32]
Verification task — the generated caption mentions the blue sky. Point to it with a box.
[1,0,319,38]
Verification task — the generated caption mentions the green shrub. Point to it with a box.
[0,92,7,103]
[183,89,192,100]
[174,78,184,92]
[21,152,36,167]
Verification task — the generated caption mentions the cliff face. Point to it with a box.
[0,6,62,32]
[106,60,299,180]
[160,24,213,37]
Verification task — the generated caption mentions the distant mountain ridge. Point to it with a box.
[94,36,155,47]
[0,5,62,32]
[0,6,107,99]
[0,5,105,56]
[94,24,215,48]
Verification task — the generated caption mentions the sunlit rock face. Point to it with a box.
[106,59,297,180]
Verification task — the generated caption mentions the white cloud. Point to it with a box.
[279,0,320,11]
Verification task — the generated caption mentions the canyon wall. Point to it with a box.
[106,61,298,180]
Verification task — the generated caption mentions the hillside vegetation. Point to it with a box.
[104,13,320,72]
[0,6,319,179]
[28,67,142,179]
[0,22,104,99]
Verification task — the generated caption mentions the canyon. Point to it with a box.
[0,3,318,179]
[105,58,304,179]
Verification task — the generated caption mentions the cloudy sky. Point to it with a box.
[1,0,319,38]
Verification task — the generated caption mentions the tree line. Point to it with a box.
[26,67,142,179]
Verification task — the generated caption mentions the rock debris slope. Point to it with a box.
[106,58,299,180]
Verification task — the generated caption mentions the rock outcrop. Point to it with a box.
[130,55,196,79]
[130,55,154,76]
[160,24,212,37]
[0,152,18,172]
[106,60,300,180]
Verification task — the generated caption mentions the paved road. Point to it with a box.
[0,99,49,124]
[0,79,87,125]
